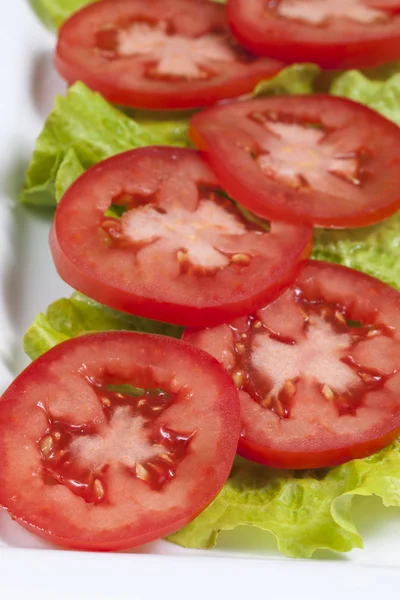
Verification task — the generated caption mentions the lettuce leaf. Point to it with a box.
[20,82,190,207]
[29,0,97,29]
[24,292,183,361]
[313,212,400,291]
[331,70,400,126]
[254,64,321,97]
[168,440,400,557]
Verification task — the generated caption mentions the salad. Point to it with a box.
[2,0,400,557]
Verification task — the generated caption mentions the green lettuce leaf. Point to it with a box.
[331,71,400,126]
[20,82,190,207]
[254,64,321,97]
[24,292,183,361]
[29,0,97,29]
[168,440,400,557]
[129,108,194,148]
[313,212,400,291]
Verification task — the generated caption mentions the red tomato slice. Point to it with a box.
[190,95,400,228]
[227,0,400,69]
[0,332,240,550]
[54,0,284,110]
[183,260,400,470]
[50,147,312,327]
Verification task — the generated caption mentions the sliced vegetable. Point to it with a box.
[190,95,400,228]
[50,146,311,327]
[55,0,284,110]
[0,331,240,550]
[227,0,400,69]
[184,260,400,469]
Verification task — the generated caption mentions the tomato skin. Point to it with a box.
[190,95,400,229]
[50,146,312,327]
[227,0,400,70]
[183,261,400,470]
[237,421,400,470]
[0,332,240,551]
[55,0,285,110]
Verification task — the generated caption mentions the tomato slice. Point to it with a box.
[54,0,284,110]
[183,260,400,470]
[0,332,240,550]
[190,95,400,228]
[50,147,312,327]
[227,0,400,69]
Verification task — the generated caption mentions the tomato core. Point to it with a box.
[38,382,194,503]
[224,294,391,421]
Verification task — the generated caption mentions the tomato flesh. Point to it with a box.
[55,0,285,110]
[50,147,312,327]
[0,332,240,550]
[38,386,193,502]
[227,0,400,69]
[190,95,400,228]
[184,261,400,469]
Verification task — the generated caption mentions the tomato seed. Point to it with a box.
[147,462,165,476]
[93,479,105,502]
[235,343,246,354]
[231,253,251,266]
[159,453,174,464]
[40,436,53,457]
[136,463,149,482]
[335,311,346,324]
[233,370,245,388]
[322,384,335,401]
[367,329,381,337]
[177,251,189,264]
[261,393,273,408]
[273,399,286,418]
[284,380,295,397]
[101,218,122,239]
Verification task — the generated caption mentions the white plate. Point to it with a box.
[2,2,400,597]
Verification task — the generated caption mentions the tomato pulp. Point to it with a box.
[227,0,400,69]
[50,147,312,327]
[0,332,240,550]
[55,0,285,109]
[190,95,400,228]
[184,261,400,469]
